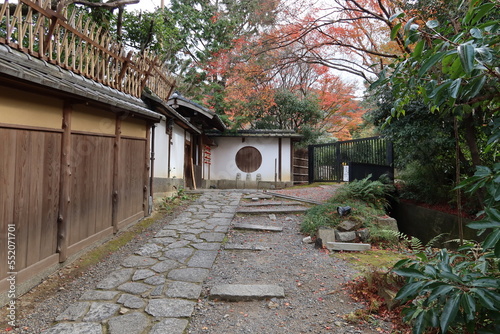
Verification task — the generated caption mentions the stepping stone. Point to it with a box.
[327,242,371,251]
[233,224,283,232]
[41,322,102,334]
[224,244,267,251]
[209,284,285,301]
[108,312,149,334]
[236,207,307,214]
[150,318,189,334]
[145,299,195,317]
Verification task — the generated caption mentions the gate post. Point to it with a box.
[308,145,314,183]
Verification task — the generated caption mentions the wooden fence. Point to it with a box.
[0,0,175,100]
[0,101,151,305]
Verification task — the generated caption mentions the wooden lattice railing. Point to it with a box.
[0,0,175,100]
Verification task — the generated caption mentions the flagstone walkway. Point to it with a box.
[42,191,243,334]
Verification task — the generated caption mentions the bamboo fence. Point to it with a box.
[0,0,175,100]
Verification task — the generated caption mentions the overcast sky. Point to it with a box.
[128,0,163,12]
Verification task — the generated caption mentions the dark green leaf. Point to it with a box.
[458,43,475,75]
[467,221,500,229]
[391,23,402,40]
[404,17,418,34]
[463,74,487,99]
[471,278,500,289]
[413,311,427,334]
[470,27,483,39]
[439,271,462,283]
[418,52,445,77]
[426,20,439,29]
[472,288,497,310]
[483,229,500,249]
[449,78,462,99]
[440,294,460,333]
[413,40,425,58]
[460,293,476,322]
[393,258,413,269]
[470,4,496,25]
[427,284,456,303]
[395,281,426,301]
[393,268,428,279]
[389,11,404,21]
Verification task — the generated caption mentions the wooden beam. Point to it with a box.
[144,124,151,214]
[111,116,121,234]
[57,102,72,262]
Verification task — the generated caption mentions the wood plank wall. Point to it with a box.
[0,109,150,295]
[0,129,61,274]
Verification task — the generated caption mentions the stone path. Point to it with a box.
[42,191,242,334]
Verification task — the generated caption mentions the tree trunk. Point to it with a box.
[463,112,482,168]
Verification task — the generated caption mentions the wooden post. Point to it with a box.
[112,116,121,234]
[144,124,151,213]
[57,102,72,262]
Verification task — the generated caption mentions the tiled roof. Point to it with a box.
[205,129,302,138]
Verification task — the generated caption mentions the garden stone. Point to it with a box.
[82,302,120,322]
[145,299,195,317]
[149,318,189,334]
[334,230,357,242]
[96,269,134,289]
[108,312,149,334]
[337,220,363,232]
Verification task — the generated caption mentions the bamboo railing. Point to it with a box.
[0,0,175,100]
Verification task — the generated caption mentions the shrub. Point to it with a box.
[392,163,500,334]
[334,175,394,210]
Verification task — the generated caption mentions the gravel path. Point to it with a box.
[1,186,393,334]
[187,198,386,334]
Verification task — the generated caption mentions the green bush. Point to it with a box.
[397,161,453,204]
[334,175,394,210]
[392,162,500,334]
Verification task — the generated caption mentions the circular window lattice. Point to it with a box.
[235,146,262,173]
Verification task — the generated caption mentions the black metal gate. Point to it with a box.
[308,136,393,183]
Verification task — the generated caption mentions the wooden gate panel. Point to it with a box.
[117,138,146,225]
[69,134,113,246]
[0,129,17,280]
[0,128,61,277]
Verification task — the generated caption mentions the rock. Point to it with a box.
[209,284,285,301]
[318,227,336,245]
[337,220,363,232]
[356,228,370,242]
[302,236,313,244]
[327,242,371,251]
[145,299,195,317]
[334,231,357,242]
[108,312,149,334]
[377,216,399,231]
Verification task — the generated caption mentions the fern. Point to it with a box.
[385,230,424,252]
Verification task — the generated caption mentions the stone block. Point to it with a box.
[209,284,285,301]
[327,242,371,251]
[356,228,371,242]
[377,217,399,231]
[317,228,336,246]
[233,224,283,232]
[337,220,363,232]
[334,230,357,242]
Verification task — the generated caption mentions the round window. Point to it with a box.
[235,146,262,173]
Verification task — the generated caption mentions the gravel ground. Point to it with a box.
[1,185,393,334]
[186,210,390,334]
[0,203,191,334]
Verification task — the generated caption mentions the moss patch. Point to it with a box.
[332,249,406,272]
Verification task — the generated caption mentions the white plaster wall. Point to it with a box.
[153,119,169,178]
[170,125,185,179]
[209,137,293,182]
[151,121,186,179]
